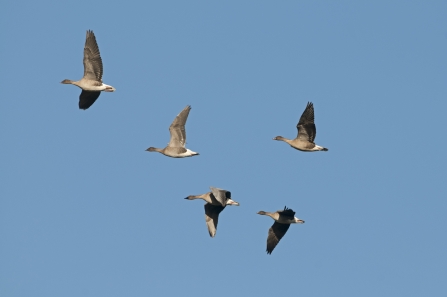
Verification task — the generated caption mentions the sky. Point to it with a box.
[1,1,447,296]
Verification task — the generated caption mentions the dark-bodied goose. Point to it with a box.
[258,206,305,254]
[273,102,328,151]
[146,105,199,158]
[61,30,115,110]
[185,186,239,237]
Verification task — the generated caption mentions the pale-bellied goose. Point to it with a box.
[273,102,328,151]
[257,206,305,254]
[185,186,239,237]
[146,105,199,158]
[61,30,115,110]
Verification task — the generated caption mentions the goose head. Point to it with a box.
[273,136,285,141]
[61,79,74,84]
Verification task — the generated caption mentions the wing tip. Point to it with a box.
[86,29,95,38]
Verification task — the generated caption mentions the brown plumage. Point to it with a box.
[185,187,239,237]
[258,206,305,254]
[61,30,115,110]
[273,102,328,151]
[146,106,199,158]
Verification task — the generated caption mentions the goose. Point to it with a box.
[257,206,304,254]
[146,105,199,158]
[61,30,115,110]
[185,186,240,237]
[273,102,328,151]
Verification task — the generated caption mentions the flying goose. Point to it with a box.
[273,102,328,151]
[61,30,115,110]
[185,186,240,237]
[146,105,199,158]
[257,206,305,254]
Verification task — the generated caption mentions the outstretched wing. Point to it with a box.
[266,222,290,254]
[204,204,225,237]
[278,206,295,220]
[209,186,229,206]
[83,30,103,81]
[296,102,316,143]
[79,90,101,110]
[168,105,191,148]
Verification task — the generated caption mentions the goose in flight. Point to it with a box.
[258,206,305,254]
[61,30,115,110]
[146,105,199,158]
[273,102,328,151]
[185,186,239,237]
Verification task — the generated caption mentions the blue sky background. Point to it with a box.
[1,1,447,296]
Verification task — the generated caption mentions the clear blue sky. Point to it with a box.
[1,1,446,296]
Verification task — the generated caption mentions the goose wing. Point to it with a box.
[209,186,229,206]
[296,102,316,143]
[168,105,191,148]
[79,90,101,110]
[204,203,225,237]
[266,222,290,254]
[83,30,103,82]
[278,206,296,220]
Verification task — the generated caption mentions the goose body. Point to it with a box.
[273,102,328,152]
[146,105,199,158]
[61,30,115,110]
[258,206,304,254]
[185,187,239,237]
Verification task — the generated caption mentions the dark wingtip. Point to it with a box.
[322,148,328,151]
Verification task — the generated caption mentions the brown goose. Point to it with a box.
[146,105,199,158]
[61,30,115,110]
[257,206,305,254]
[273,102,328,151]
[185,186,239,237]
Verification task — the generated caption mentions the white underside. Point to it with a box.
[178,148,199,157]
[312,145,325,151]
[81,83,115,92]
[293,144,325,151]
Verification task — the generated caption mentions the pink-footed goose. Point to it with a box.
[273,102,328,151]
[258,206,305,254]
[146,105,199,158]
[185,186,239,237]
[61,30,115,110]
